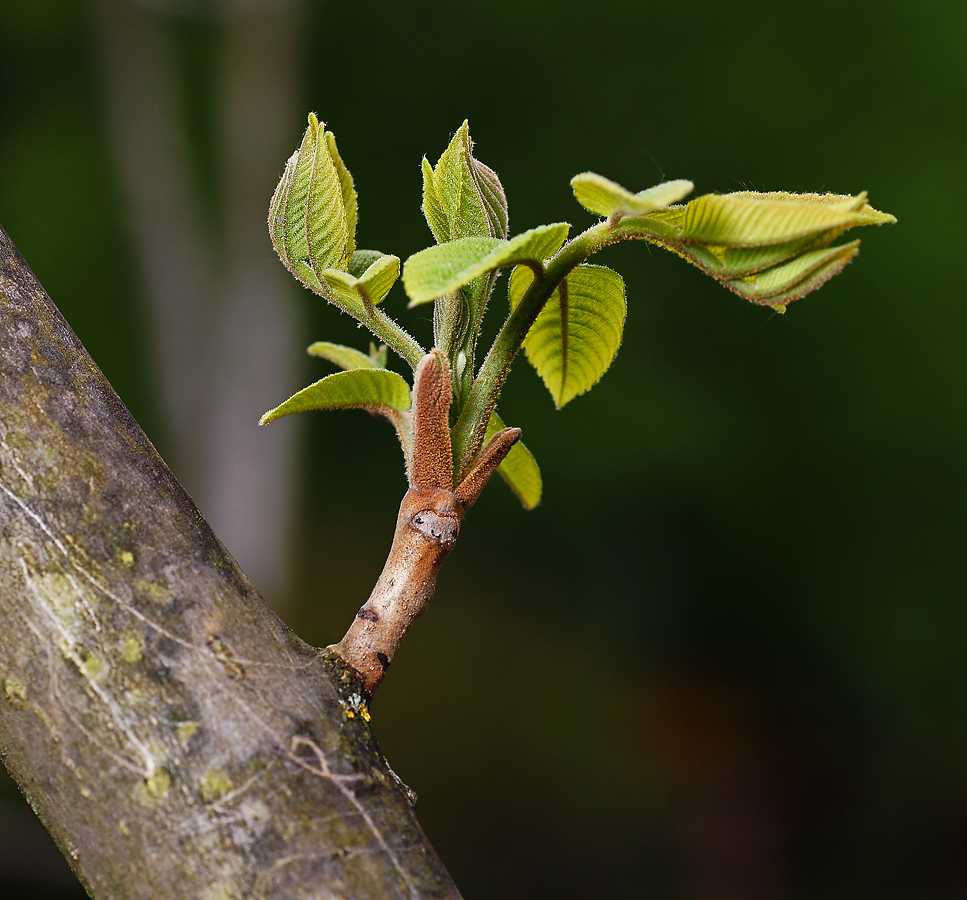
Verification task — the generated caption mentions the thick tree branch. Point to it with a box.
[0,226,461,899]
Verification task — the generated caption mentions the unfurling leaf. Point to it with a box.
[319,252,400,311]
[422,121,512,367]
[571,172,693,222]
[509,263,626,408]
[307,341,384,370]
[485,413,542,510]
[723,241,860,305]
[268,113,358,298]
[680,191,892,246]
[404,223,570,306]
[422,121,508,244]
[604,185,895,307]
[259,369,410,426]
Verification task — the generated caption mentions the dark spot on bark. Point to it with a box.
[356,607,379,623]
[149,665,171,684]
[206,635,245,680]
[376,652,390,670]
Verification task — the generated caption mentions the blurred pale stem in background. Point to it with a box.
[96,0,303,605]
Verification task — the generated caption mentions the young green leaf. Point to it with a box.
[675,230,840,279]
[509,263,626,408]
[485,412,542,510]
[680,191,890,247]
[326,131,357,262]
[571,172,693,221]
[259,369,411,425]
[426,121,508,243]
[307,341,383,370]
[348,249,385,278]
[404,223,570,307]
[723,241,861,307]
[472,157,509,242]
[314,253,400,318]
[282,120,317,271]
[610,188,895,306]
[270,113,357,293]
[422,156,449,243]
[268,149,298,265]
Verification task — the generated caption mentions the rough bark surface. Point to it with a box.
[0,226,462,899]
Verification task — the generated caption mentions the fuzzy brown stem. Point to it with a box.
[330,487,462,694]
[330,419,522,695]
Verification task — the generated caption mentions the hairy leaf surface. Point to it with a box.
[320,253,400,312]
[259,369,410,425]
[723,241,860,306]
[404,224,570,306]
[571,172,693,220]
[307,342,383,370]
[510,263,626,408]
[326,130,357,262]
[486,413,542,510]
[348,249,385,278]
[421,156,449,243]
[681,191,891,247]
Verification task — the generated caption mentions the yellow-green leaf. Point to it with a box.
[319,253,400,312]
[348,249,385,278]
[259,369,410,425]
[282,119,317,269]
[681,191,889,247]
[404,223,570,307]
[486,412,542,510]
[326,130,357,262]
[510,263,626,408]
[677,231,838,279]
[422,156,449,243]
[571,172,693,220]
[307,341,383,370]
[269,114,357,297]
[431,121,493,241]
[723,241,860,306]
[306,124,350,273]
[269,149,298,264]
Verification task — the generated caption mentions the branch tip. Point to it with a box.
[454,426,521,509]
[408,349,453,490]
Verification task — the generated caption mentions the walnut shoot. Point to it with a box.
[262,114,895,693]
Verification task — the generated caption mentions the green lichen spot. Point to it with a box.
[118,550,135,567]
[4,677,27,706]
[82,652,104,679]
[144,768,172,800]
[176,721,198,742]
[121,635,143,663]
[133,579,169,604]
[40,573,75,612]
[200,767,234,803]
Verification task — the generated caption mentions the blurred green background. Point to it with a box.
[1,1,965,898]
